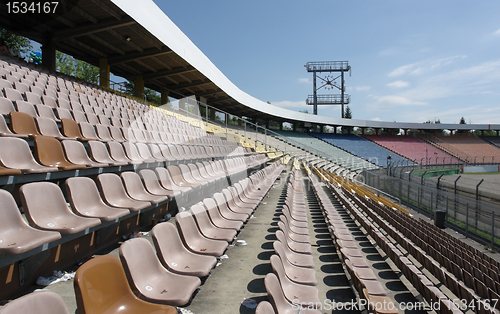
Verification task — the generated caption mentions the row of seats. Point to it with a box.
[362,135,460,165]
[257,170,321,314]
[73,161,284,311]
[307,171,398,313]
[422,135,500,164]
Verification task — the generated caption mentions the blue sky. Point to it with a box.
[152,0,500,124]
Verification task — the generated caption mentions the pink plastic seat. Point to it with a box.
[221,189,254,214]
[64,177,130,221]
[19,182,101,235]
[190,204,237,242]
[0,290,69,314]
[0,137,58,173]
[175,212,228,257]
[0,189,61,255]
[152,222,217,277]
[154,167,190,194]
[62,140,109,168]
[167,165,201,189]
[209,194,249,221]
[120,171,168,204]
[106,141,137,165]
[97,173,151,212]
[203,197,244,231]
[119,237,201,306]
[138,169,181,198]
[87,141,128,166]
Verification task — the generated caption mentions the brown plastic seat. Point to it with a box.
[0,165,22,176]
[139,169,180,198]
[175,212,228,257]
[272,242,317,286]
[152,222,217,277]
[119,237,201,306]
[19,181,101,235]
[255,301,276,314]
[64,177,130,221]
[9,111,41,137]
[167,165,200,189]
[270,255,320,305]
[209,194,249,221]
[203,197,244,231]
[190,204,237,242]
[0,137,58,173]
[264,273,321,314]
[74,255,177,314]
[62,140,109,168]
[0,290,69,314]
[33,135,86,170]
[0,189,61,255]
[0,114,25,138]
[121,171,168,204]
[60,118,92,141]
[154,167,191,194]
[97,173,151,211]
[87,141,128,166]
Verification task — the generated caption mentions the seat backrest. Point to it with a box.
[264,273,292,314]
[36,116,63,137]
[33,135,83,169]
[0,137,57,172]
[65,176,113,213]
[61,118,84,138]
[79,122,98,140]
[74,255,174,314]
[0,97,15,115]
[61,140,95,166]
[255,301,276,314]
[0,290,69,314]
[151,222,188,267]
[175,211,204,244]
[9,111,40,136]
[107,141,130,162]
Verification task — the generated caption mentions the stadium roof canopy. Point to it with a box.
[1,0,498,131]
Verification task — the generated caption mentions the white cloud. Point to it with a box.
[371,117,382,121]
[376,95,427,106]
[298,78,311,84]
[272,100,308,110]
[387,80,409,88]
[494,29,500,36]
[355,86,371,91]
[388,55,466,77]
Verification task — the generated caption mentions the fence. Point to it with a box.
[360,169,500,250]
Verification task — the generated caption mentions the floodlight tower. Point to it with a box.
[305,61,351,117]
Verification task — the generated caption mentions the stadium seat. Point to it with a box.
[120,171,168,204]
[154,167,189,195]
[209,194,249,221]
[96,173,151,212]
[190,204,237,242]
[74,255,177,314]
[151,222,217,277]
[119,237,201,306]
[87,141,128,166]
[255,301,275,314]
[64,177,130,221]
[19,181,101,234]
[167,165,201,189]
[0,137,58,173]
[0,290,69,314]
[138,168,181,198]
[60,118,92,141]
[203,197,244,231]
[175,211,228,257]
[9,111,41,137]
[33,135,87,170]
[0,189,61,255]
[61,140,109,168]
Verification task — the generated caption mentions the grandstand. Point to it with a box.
[1,0,500,314]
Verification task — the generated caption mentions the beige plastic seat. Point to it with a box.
[255,301,276,314]
[19,181,101,235]
[154,144,176,162]
[74,255,177,314]
[64,177,130,221]
[15,100,38,117]
[221,189,254,214]
[123,142,151,163]
[35,116,71,139]
[152,222,217,277]
[0,114,24,138]
[0,97,15,115]
[178,164,209,186]
[136,142,163,162]
[97,173,151,212]
[272,242,317,286]
[0,290,69,314]
[62,140,109,168]
[175,212,228,257]
[138,169,180,198]
[209,194,249,221]
[278,221,310,244]
[190,204,237,242]
[275,231,315,265]
[108,141,142,165]
[203,197,244,231]
[227,187,257,210]
[109,126,126,142]
[270,255,320,306]
[279,215,309,236]
[79,122,98,140]
[33,135,87,171]
[119,237,201,306]
[0,189,61,255]
[154,167,190,194]
[87,141,128,166]
[187,163,214,184]
[0,137,58,173]
[120,171,168,204]
[167,165,200,189]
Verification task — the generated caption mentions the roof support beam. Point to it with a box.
[108,46,172,65]
[53,17,135,40]
[143,66,196,81]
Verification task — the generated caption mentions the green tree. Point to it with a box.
[0,28,32,56]
[344,106,352,119]
[56,51,99,84]
[122,81,161,105]
[459,117,466,124]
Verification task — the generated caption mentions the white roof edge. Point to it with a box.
[111,0,500,131]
